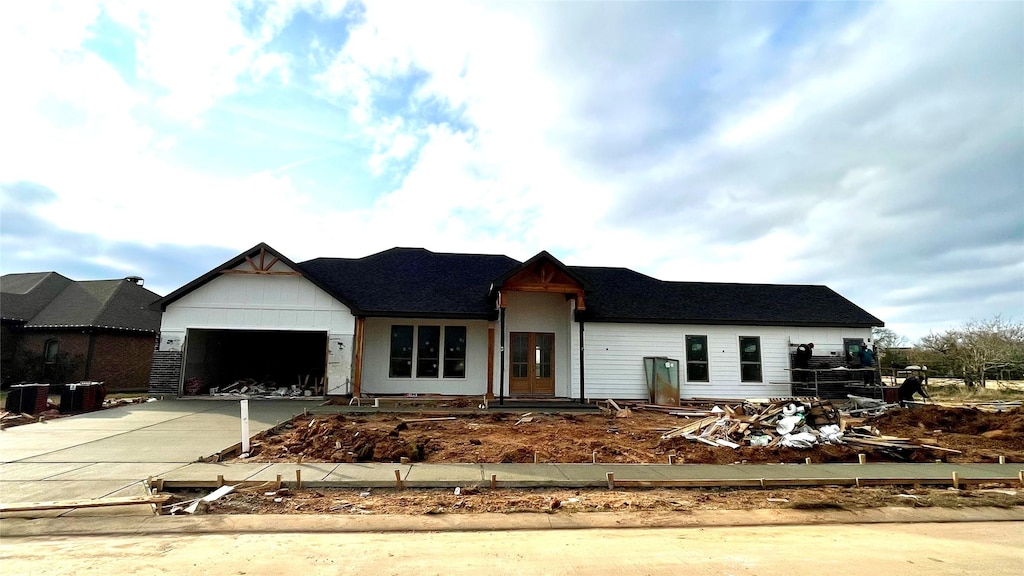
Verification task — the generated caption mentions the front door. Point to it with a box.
[510,332,555,395]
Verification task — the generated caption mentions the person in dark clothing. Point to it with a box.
[860,344,875,385]
[898,375,929,406]
[794,343,814,382]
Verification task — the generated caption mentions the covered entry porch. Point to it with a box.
[493,252,587,403]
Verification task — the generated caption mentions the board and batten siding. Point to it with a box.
[158,259,356,395]
[361,318,490,396]
[571,323,872,400]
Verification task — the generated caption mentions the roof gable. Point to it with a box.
[155,242,355,312]
[491,251,588,310]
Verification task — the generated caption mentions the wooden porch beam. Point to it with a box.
[352,317,365,398]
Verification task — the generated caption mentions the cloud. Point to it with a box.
[0,1,1020,343]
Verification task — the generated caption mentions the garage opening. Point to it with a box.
[181,329,327,396]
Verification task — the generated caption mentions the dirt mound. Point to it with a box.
[869,406,1024,436]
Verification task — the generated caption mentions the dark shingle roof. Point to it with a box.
[570,266,882,327]
[300,248,520,318]
[1,273,161,332]
[1,272,74,322]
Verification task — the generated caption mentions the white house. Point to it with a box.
[151,243,883,402]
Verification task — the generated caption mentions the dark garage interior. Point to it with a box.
[181,329,327,395]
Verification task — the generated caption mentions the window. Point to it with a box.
[417,325,440,378]
[44,340,60,364]
[444,326,467,378]
[739,336,762,382]
[390,325,467,378]
[685,335,709,382]
[389,326,414,378]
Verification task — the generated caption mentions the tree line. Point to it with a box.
[873,317,1024,387]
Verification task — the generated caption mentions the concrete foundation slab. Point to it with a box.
[404,464,481,487]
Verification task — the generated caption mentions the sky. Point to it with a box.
[1,0,1021,343]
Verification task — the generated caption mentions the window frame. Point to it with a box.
[684,335,710,382]
[738,336,763,383]
[389,324,468,379]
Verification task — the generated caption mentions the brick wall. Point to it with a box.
[149,350,182,395]
[89,333,158,391]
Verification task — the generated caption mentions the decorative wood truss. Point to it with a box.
[220,246,300,276]
[498,257,586,310]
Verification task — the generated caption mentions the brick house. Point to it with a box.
[1,272,162,391]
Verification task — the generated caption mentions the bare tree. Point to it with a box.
[918,316,1024,388]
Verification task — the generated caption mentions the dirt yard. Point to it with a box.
[194,484,1024,516]
[241,405,1024,465]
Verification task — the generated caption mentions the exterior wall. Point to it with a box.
[15,330,90,383]
[362,318,490,396]
[571,323,872,400]
[501,292,574,397]
[150,350,182,395]
[88,333,157,391]
[6,329,156,389]
[158,260,357,395]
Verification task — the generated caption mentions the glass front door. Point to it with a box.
[509,332,555,395]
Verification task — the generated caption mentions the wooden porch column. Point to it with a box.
[352,317,365,397]
[486,326,495,400]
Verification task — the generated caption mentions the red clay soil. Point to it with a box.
[866,406,1024,463]
[243,407,1024,465]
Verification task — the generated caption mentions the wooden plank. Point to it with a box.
[353,317,365,397]
[1,494,172,513]
[399,417,457,424]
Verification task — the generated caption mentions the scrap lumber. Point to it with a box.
[399,417,458,424]
[1,494,172,514]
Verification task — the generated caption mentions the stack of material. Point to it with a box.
[842,426,961,459]
[659,399,844,450]
[5,383,50,415]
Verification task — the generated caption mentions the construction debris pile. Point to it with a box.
[205,376,323,398]
[640,399,844,451]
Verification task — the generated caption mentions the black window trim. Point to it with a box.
[684,334,710,383]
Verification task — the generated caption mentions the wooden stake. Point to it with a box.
[805,457,812,465]
[951,471,959,490]
[606,472,615,490]
[1018,470,1023,487]
[394,469,403,490]
[400,457,410,464]
[217,474,224,487]
[935,459,942,464]
[855,477,862,488]
[592,450,598,464]
[858,453,867,465]
[275,474,282,491]
[668,454,675,465]
[534,452,538,464]
[998,455,1005,464]
[490,474,497,489]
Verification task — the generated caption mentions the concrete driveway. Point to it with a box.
[0,398,317,515]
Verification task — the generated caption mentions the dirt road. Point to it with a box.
[2,522,1020,575]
